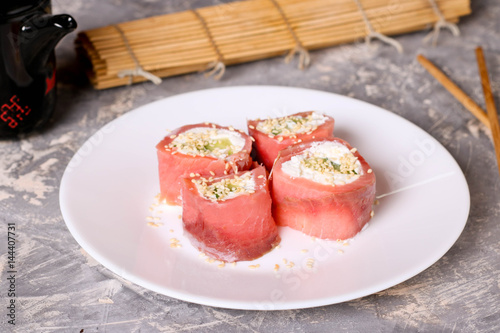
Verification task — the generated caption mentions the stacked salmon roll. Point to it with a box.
[247,111,335,170]
[181,165,280,262]
[271,138,376,240]
[156,123,253,205]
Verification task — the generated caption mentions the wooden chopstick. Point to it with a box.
[417,54,491,129]
[475,47,500,176]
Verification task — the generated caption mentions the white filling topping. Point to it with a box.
[168,127,245,158]
[256,112,327,137]
[193,172,256,202]
[281,141,362,186]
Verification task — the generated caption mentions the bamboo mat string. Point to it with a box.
[192,9,226,80]
[352,0,403,54]
[269,0,310,69]
[424,0,460,45]
[113,25,162,85]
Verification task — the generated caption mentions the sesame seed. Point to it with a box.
[178,215,182,219]
[170,134,177,139]
[274,264,280,272]
[300,249,309,254]
[169,229,174,233]
[249,264,260,269]
[277,136,284,142]
[370,210,375,218]
[228,126,235,131]
[250,136,255,142]
[210,171,215,176]
[286,262,295,269]
[374,199,380,205]
[350,148,357,153]
[367,169,373,173]
[218,263,225,268]
[282,258,288,264]
[248,125,255,129]
[231,262,237,266]
[338,249,344,254]
[257,175,265,179]
[190,173,195,177]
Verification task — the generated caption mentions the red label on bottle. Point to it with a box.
[45,70,56,95]
[1,95,32,129]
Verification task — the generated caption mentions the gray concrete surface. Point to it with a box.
[1,0,499,332]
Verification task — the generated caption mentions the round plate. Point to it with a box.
[59,86,470,310]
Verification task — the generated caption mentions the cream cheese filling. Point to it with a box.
[193,172,256,201]
[255,112,327,137]
[281,141,362,186]
[168,127,245,158]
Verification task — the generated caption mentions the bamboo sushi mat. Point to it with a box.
[76,0,471,90]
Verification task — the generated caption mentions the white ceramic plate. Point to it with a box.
[60,86,470,310]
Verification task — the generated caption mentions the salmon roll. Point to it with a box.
[181,165,280,262]
[247,111,335,170]
[156,123,252,205]
[271,138,375,240]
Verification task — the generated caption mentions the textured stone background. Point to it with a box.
[1,0,499,332]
